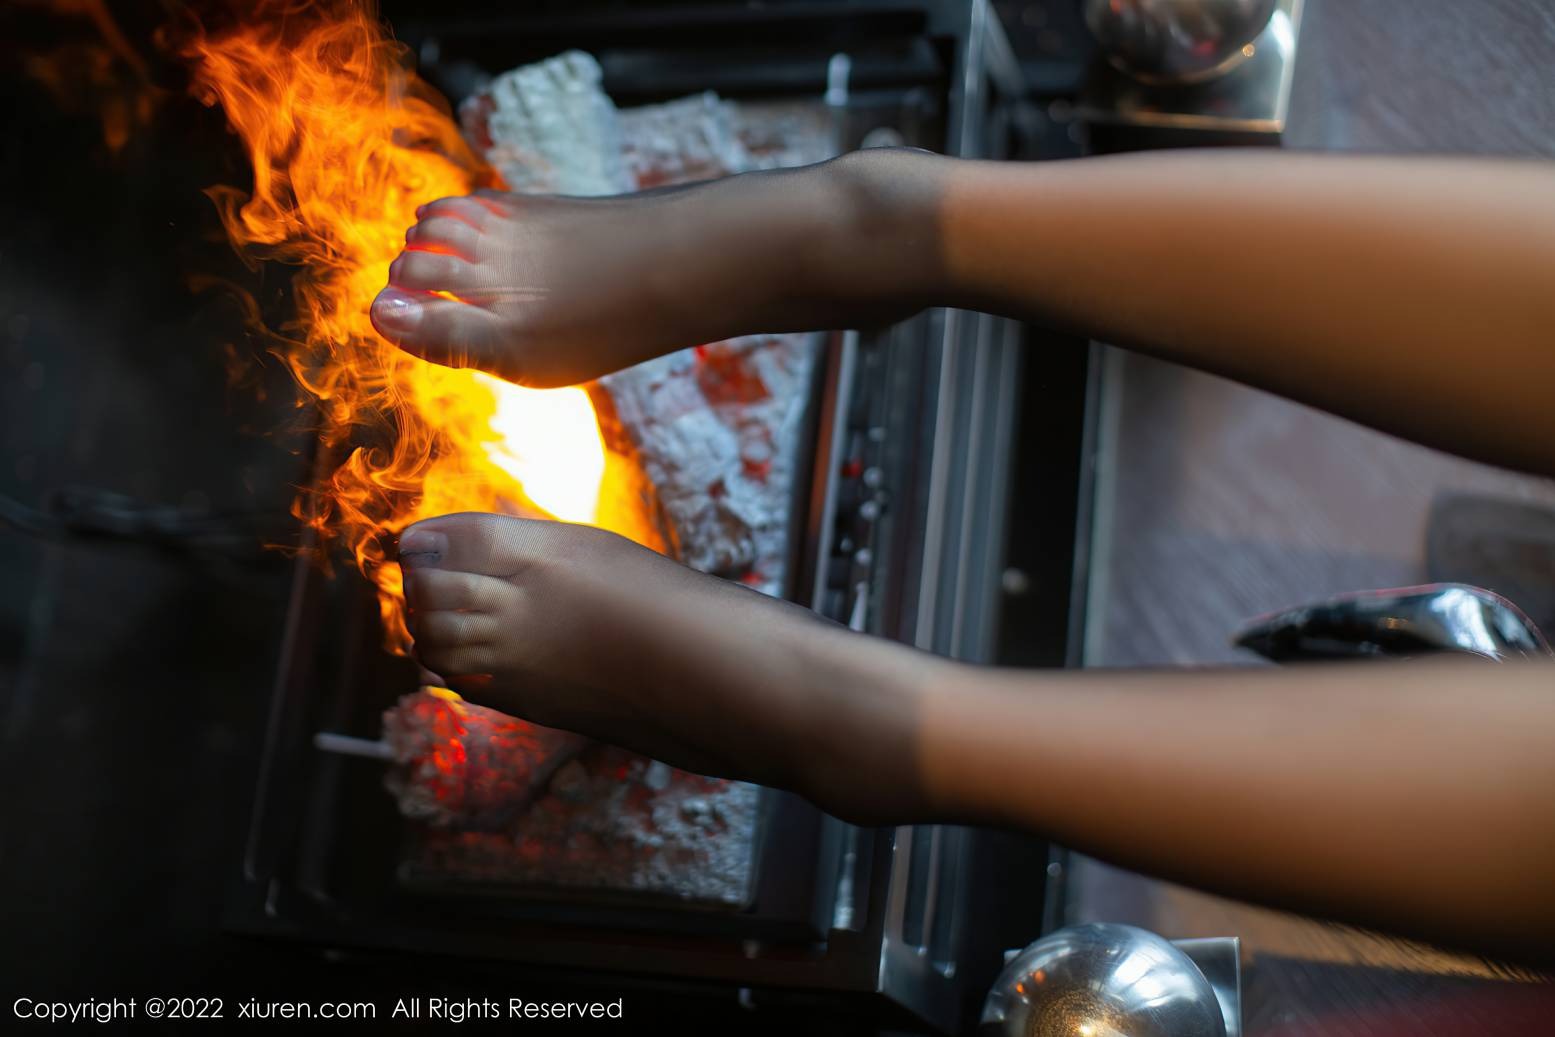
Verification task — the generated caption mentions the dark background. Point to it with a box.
[0,0,326,1008]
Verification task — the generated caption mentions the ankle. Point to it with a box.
[820,148,950,320]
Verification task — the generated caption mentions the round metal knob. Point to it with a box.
[981,923,1227,1037]
[1083,0,1279,84]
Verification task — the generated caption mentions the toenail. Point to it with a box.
[397,528,448,567]
[373,288,423,331]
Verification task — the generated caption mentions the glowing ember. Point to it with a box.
[182,0,652,650]
[382,689,590,829]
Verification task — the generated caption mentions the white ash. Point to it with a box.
[617,92,749,187]
[727,99,841,169]
[600,333,817,585]
[460,51,627,197]
[604,98,827,593]
[618,94,841,186]
[642,759,673,791]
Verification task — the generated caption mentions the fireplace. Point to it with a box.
[230,2,1091,1032]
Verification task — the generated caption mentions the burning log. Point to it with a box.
[379,689,589,831]
[458,50,628,196]
[315,692,761,903]
[462,52,828,592]
[402,746,760,905]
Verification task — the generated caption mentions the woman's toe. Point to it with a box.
[371,288,507,371]
[415,195,494,227]
[406,215,479,259]
[388,249,477,293]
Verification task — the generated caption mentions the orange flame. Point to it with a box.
[182,0,653,650]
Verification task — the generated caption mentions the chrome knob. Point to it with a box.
[1083,0,1279,84]
[981,923,1227,1037]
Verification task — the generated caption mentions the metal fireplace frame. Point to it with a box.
[230,3,1093,1032]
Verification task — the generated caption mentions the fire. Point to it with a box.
[181,0,652,650]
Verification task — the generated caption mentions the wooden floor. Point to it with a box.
[1067,0,1555,1031]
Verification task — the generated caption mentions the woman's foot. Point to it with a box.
[370,188,701,386]
[396,511,933,819]
[371,152,945,387]
[398,512,820,782]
